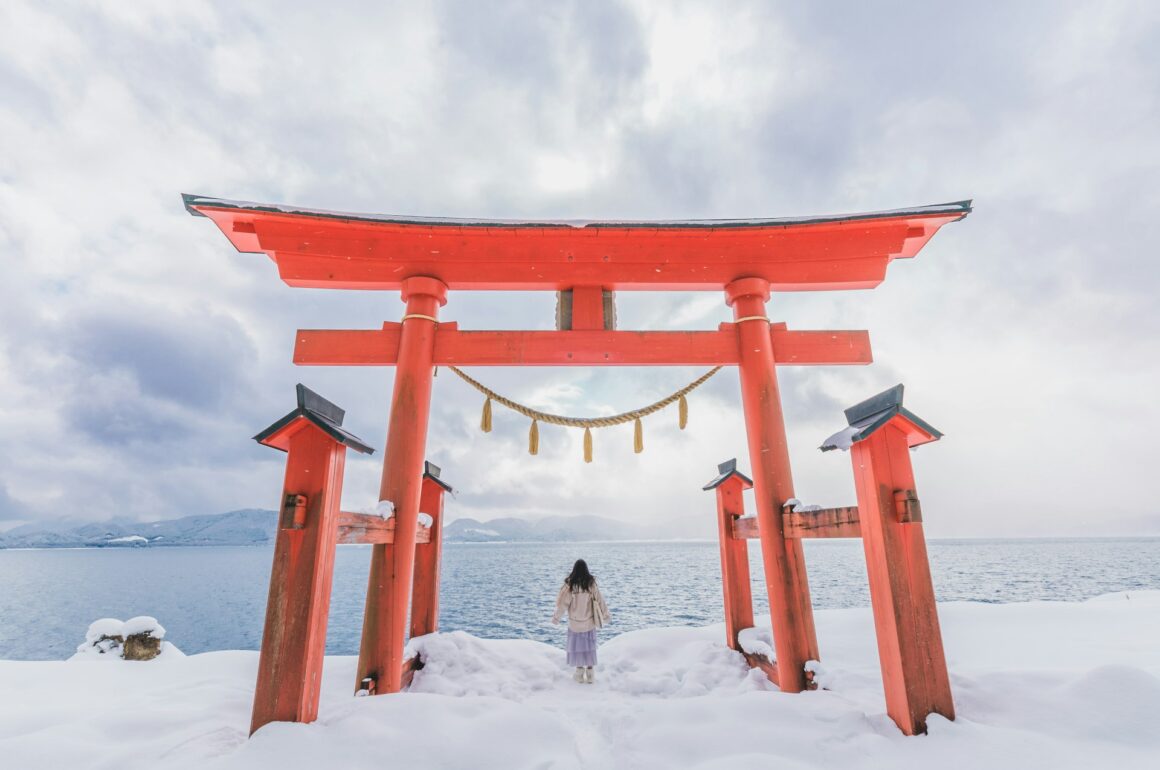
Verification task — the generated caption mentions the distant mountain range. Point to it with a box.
[0,509,279,549]
[0,510,659,549]
[443,515,651,543]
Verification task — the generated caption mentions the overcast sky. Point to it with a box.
[1,1,1157,538]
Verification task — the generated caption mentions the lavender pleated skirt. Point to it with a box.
[566,629,598,666]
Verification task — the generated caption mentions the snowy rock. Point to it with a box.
[72,617,175,661]
[75,618,125,657]
[122,616,165,661]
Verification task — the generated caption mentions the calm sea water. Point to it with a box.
[1,538,1158,661]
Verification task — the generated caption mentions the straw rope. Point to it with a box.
[448,365,722,461]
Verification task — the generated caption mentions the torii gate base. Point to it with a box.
[707,385,955,735]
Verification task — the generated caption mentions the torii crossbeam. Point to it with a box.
[185,193,970,707]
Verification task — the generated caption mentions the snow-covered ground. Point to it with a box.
[2,593,1158,769]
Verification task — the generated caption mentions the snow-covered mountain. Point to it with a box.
[0,510,658,548]
[0,509,278,549]
[443,514,650,543]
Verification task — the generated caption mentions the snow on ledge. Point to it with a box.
[737,626,776,660]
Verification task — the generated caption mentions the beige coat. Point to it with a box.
[552,580,610,633]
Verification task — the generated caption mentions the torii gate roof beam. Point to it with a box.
[183,195,971,292]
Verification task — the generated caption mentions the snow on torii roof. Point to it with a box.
[183,194,972,292]
[820,384,942,452]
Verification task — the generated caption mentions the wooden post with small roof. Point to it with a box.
[250,384,374,735]
[821,384,955,735]
[703,459,756,653]
[410,461,454,640]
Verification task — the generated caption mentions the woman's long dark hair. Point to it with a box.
[566,559,594,591]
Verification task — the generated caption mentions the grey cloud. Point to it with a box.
[0,484,21,521]
[65,308,257,411]
[65,390,192,446]
[435,0,646,100]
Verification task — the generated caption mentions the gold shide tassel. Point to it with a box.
[633,417,643,454]
[678,394,688,430]
[528,419,539,455]
[583,427,593,463]
[481,397,493,433]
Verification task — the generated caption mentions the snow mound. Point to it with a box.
[406,626,769,701]
[406,631,564,699]
[599,625,770,698]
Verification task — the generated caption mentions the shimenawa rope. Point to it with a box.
[448,365,721,462]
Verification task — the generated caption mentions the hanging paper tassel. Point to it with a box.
[481,397,493,433]
[633,417,643,454]
[583,427,593,463]
[528,419,539,455]
[678,394,688,429]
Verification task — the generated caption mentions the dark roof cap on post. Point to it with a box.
[253,384,375,455]
[423,460,454,493]
[820,384,942,452]
[702,458,754,491]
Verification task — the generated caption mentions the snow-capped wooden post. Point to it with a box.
[726,277,819,693]
[703,459,755,651]
[251,385,374,735]
[357,276,448,696]
[410,461,453,640]
[822,384,955,735]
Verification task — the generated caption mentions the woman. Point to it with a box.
[552,559,610,684]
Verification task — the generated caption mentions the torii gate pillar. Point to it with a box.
[726,277,819,693]
[357,276,448,694]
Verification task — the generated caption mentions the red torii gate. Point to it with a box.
[185,193,970,734]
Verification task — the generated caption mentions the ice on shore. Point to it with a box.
[3,592,1157,769]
